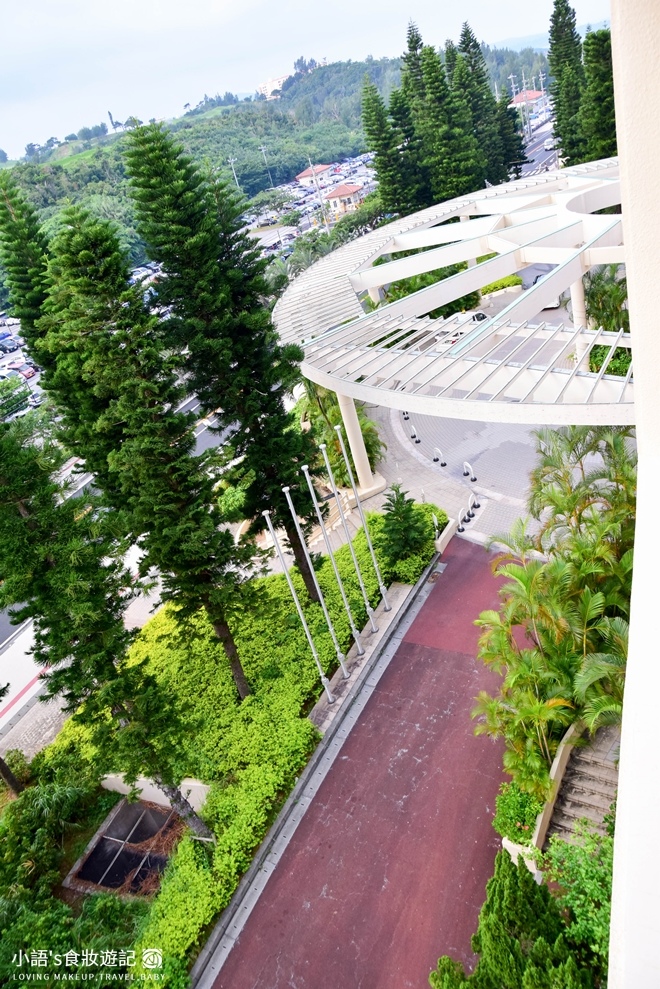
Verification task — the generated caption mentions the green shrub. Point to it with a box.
[0,749,31,788]
[544,821,613,978]
[492,781,544,843]
[480,274,523,294]
[429,853,594,988]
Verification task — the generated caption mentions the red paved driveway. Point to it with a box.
[214,538,505,989]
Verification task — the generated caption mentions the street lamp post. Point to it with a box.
[227,157,241,192]
[319,444,378,634]
[259,145,274,188]
[333,425,391,612]
[262,511,335,704]
[301,465,365,656]
[308,156,331,234]
[282,485,350,679]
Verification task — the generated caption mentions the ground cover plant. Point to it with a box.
[0,502,441,986]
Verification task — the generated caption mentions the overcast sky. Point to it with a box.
[2,0,610,159]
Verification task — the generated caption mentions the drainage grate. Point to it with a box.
[65,800,182,897]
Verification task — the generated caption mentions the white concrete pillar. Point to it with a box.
[336,392,373,490]
[609,2,660,986]
[570,277,589,366]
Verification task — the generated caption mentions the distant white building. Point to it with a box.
[257,74,291,99]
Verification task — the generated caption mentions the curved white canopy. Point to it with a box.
[274,158,631,425]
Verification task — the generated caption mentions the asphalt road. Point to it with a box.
[521,121,558,176]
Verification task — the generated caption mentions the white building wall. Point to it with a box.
[609,2,660,985]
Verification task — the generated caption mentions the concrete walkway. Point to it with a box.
[208,538,505,989]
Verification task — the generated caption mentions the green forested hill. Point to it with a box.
[0,43,548,309]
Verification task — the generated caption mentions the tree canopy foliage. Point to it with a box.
[362,21,526,216]
[473,425,634,797]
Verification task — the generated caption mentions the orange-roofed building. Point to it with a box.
[509,89,544,107]
[325,183,364,215]
[295,164,333,188]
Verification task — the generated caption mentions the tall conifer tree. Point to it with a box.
[388,89,432,212]
[401,21,426,103]
[362,80,405,213]
[40,208,262,699]
[0,175,51,362]
[123,125,322,604]
[0,415,213,836]
[579,30,617,161]
[497,93,527,178]
[548,0,585,163]
[457,23,507,184]
[420,47,485,201]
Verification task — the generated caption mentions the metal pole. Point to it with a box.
[282,485,350,678]
[262,511,335,703]
[259,145,274,188]
[308,155,330,234]
[228,157,241,192]
[334,424,391,612]
[301,466,365,655]
[319,444,378,634]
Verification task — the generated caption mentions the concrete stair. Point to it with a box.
[309,490,354,548]
[544,725,619,846]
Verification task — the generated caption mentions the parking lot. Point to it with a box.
[0,316,44,415]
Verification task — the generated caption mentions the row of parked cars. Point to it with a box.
[0,317,45,415]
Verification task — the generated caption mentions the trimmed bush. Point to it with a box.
[481,274,523,294]
[492,781,544,844]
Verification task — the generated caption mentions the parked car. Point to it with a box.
[0,368,22,380]
[28,390,45,407]
[0,338,20,353]
[16,363,37,379]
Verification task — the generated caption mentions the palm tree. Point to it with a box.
[574,616,628,731]
[296,380,386,484]
[583,264,630,374]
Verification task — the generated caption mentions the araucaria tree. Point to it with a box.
[0,174,50,359]
[548,0,586,165]
[362,21,511,216]
[457,23,507,185]
[123,123,323,604]
[38,207,262,699]
[0,415,213,837]
[579,30,617,161]
[429,852,595,987]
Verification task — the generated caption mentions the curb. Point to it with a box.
[190,554,440,988]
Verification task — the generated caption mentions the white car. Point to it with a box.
[544,138,555,152]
